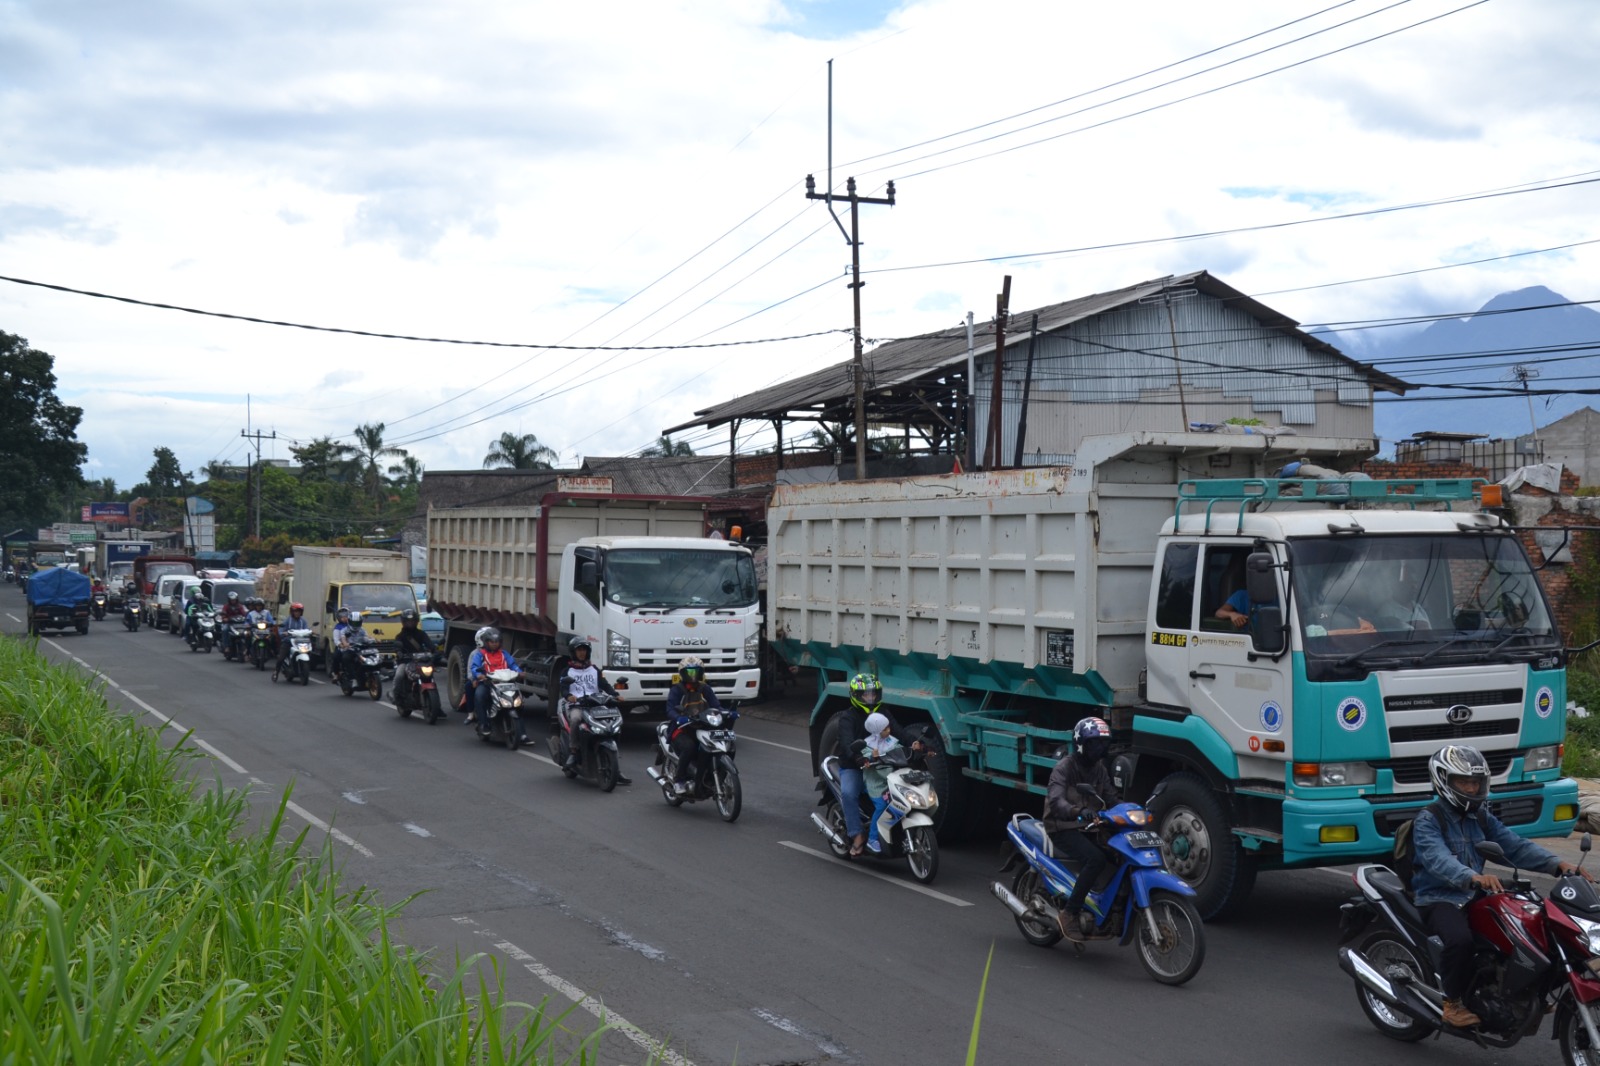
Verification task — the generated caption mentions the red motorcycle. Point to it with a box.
[1338,837,1600,1063]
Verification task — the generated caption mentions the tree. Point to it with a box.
[144,447,192,496]
[0,331,86,529]
[387,454,423,489]
[291,436,356,482]
[640,434,696,458]
[483,431,557,470]
[348,423,406,502]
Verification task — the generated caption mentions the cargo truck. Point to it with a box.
[272,546,415,668]
[98,540,152,608]
[133,554,196,598]
[427,493,765,718]
[769,431,1581,920]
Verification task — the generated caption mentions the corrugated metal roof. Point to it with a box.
[667,270,1409,432]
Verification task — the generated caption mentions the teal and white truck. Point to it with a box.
[770,431,1580,919]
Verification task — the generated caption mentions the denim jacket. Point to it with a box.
[1411,802,1560,906]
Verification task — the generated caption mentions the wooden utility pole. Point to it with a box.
[982,276,1012,469]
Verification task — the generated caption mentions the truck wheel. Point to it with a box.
[1148,772,1257,921]
[446,646,470,712]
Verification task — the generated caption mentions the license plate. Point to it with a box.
[1124,831,1164,850]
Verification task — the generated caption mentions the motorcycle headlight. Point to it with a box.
[744,632,760,667]
[705,712,723,728]
[420,665,434,677]
[1573,915,1600,955]
[512,694,523,708]
[608,630,630,669]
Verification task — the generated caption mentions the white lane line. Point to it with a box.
[738,733,809,755]
[777,841,975,907]
[251,778,376,859]
[309,677,327,685]
[451,917,697,1066]
[6,612,21,623]
[517,748,559,769]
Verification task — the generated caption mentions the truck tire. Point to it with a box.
[446,646,470,713]
[1147,772,1257,921]
[817,710,981,842]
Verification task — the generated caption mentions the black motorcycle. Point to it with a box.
[122,597,143,632]
[645,703,741,820]
[91,591,108,621]
[219,619,246,661]
[187,609,217,653]
[336,633,384,701]
[394,651,444,723]
[546,692,625,791]
[247,619,276,671]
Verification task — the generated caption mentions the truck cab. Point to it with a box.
[314,580,418,660]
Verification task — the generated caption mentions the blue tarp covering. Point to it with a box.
[27,567,91,608]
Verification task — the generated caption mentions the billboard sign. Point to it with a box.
[89,502,131,519]
[556,476,614,495]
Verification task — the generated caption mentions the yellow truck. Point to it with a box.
[272,546,416,671]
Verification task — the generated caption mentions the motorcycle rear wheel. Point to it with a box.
[597,748,618,793]
[1352,931,1432,1041]
[424,690,441,725]
[905,825,939,884]
[713,758,741,822]
[1135,891,1206,986]
[1010,866,1063,947]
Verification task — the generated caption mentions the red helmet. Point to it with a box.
[289,602,304,613]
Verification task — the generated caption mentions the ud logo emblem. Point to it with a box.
[1445,705,1473,725]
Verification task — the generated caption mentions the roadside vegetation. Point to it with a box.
[0,635,610,1064]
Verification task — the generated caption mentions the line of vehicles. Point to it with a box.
[12,429,1600,1016]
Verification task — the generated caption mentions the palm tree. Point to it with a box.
[387,454,424,489]
[483,431,558,470]
[640,434,696,458]
[349,423,406,501]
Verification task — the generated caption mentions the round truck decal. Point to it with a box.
[1259,701,1283,733]
[1536,686,1555,719]
[1337,697,1367,732]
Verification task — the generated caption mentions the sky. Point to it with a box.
[2,0,1598,491]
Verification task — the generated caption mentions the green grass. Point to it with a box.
[1565,663,1600,779]
[0,635,615,1064]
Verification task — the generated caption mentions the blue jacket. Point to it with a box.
[467,647,520,685]
[1412,802,1561,906]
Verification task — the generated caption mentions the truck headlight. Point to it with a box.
[744,633,760,667]
[608,630,630,669]
[1292,762,1377,787]
[1526,745,1561,771]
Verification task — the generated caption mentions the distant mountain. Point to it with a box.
[1319,286,1600,450]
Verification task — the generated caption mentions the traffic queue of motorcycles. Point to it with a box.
[17,568,1600,1056]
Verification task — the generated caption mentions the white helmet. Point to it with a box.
[1428,744,1491,814]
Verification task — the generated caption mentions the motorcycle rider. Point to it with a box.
[393,610,436,706]
[276,602,312,676]
[329,607,354,681]
[465,628,528,743]
[663,656,723,795]
[181,590,211,642]
[833,673,922,858]
[218,591,249,656]
[860,711,900,854]
[558,638,629,783]
[1412,744,1591,1029]
[1043,716,1119,943]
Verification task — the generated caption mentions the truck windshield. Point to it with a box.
[603,549,758,609]
[1289,533,1558,674]
[341,583,418,617]
[144,563,194,586]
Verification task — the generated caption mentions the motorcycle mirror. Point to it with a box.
[1475,839,1509,866]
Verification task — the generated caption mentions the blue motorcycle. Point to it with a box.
[992,785,1206,985]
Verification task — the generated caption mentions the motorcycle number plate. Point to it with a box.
[1124,831,1164,849]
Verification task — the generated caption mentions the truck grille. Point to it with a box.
[1371,793,1542,835]
[1388,719,1520,744]
[632,647,743,669]
[1379,749,1517,786]
[1383,689,1521,712]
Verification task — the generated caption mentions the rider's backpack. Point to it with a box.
[1391,803,1442,893]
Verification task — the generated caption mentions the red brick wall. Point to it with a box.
[734,449,835,487]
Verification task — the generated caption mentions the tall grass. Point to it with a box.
[0,635,611,1064]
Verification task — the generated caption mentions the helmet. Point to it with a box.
[401,610,418,626]
[348,611,364,628]
[480,627,502,646]
[679,655,704,684]
[1073,716,1112,763]
[336,607,351,621]
[569,637,592,659]
[289,602,304,615]
[227,591,240,603]
[848,673,882,712]
[864,711,890,737]
[1429,744,1491,814]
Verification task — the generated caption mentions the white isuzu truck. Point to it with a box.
[769,431,1580,919]
[427,492,765,717]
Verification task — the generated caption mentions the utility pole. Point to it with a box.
[1139,285,1199,431]
[982,276,1012,469]
[805,59,897,480]
[240,427,277,541]
[1510,364,1542,445]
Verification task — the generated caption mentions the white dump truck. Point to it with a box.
[427,492,766,717]
[769,430,1580,919]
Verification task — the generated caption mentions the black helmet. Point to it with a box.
[481,627,502,646]
[1428,744,1491,814]
[401,610,418,626]
[848,673,882,712]
[1073,716,1112,764]
[569,637,591,658]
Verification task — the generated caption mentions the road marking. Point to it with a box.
[309,677,326,685]
[452,917,697,1066]
[5,613,20,623]
[251,778,375,859]
[738,733,809,755]
[518,749,559,768]
[777,841,975,907]
[402,823,432,837]
[752,1008,854,1062]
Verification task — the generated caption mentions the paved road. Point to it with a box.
[7,594,1591,1065]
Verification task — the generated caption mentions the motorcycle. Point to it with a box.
[476,668,527,750]
[990,784,1206,985]
[1337,835,1600,1060]
[645,703,741,821]
[393,651,444,723]
[186,609,217,654]
[219,618,247,661]
[122,597,143,632]
[546,692,624,789]
[273,630,314,686]
[91,591,107,621]
[247,619,276,671]
[811,729,941,884]
[337,634,384,701]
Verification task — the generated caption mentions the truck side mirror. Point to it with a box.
[1250,604,1286,654]
[577,560,597,587]
[1245,551,1279,607]
[326,598,336,613]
